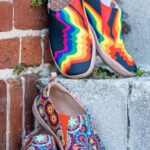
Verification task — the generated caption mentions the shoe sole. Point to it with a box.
[90,25,135,77]
[49,24,96,79]
[32,98,64,150]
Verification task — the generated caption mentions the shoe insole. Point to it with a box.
[50,84,86,116]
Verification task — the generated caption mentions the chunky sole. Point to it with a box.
[90,26,135,77]
[32,98,64,150]
[49,24,96,79]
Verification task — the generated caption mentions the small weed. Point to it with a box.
[90,65,121,79]
[136,67,150,77]
[31,0,46,7]
[13,64,27,75]
[136,67,144,77]
[48,65,56,72]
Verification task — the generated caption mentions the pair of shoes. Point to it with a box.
[22,73,105,150]
[48,0,137,78]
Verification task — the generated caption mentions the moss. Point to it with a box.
[13,64,27,75]
[90,65,121,79]
[31,0,46,7]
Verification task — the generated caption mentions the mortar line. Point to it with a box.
[19,37,22,64]
[5,80,11,150]
[41,37,44,65]
[127,83,132,150]
[0,29,48,40]
[21,77,26,139]
[12,0,15,30]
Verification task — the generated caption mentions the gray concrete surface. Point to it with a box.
[52,77,150,150]
[60,79,128,150]
[120,0,150,66]
[129,81,150,150]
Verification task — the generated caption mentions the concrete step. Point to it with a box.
[55,77,150,150]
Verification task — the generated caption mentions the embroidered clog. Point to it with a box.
[22,133,57,150]
[84,0,137,76]
[48,0,96,78]
[32,76,105,150]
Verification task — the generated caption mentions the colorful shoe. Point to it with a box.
[84,0,137,76]
[48,0,96,78]
[32,75,105,150]
[22,128,57,150]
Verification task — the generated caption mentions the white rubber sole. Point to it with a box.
[32,98,64,150]
[90,26,135,77]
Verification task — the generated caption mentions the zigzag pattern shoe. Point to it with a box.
[32,76,105,150]
[84,0,137,76]
[48,0,96,78]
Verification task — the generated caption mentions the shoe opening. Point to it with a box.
[49,82,87,116]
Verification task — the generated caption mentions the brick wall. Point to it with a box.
[0,0,52,69]
[0,74,37,150]
[0,0,51,149]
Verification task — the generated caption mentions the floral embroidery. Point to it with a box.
[46,103,54,115]
[78,136,97,150]
[68,116,80,131]
[23,134,57,150]
[33,134,48,144]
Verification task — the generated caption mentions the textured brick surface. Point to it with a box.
[43,34,53,63]
[24,74,37,132]
[21,36,42,66]
[0,2,13,31]
[0,81,7,149]
[14,0,48,29]
[9,79,23,150]
[0,38,20,69]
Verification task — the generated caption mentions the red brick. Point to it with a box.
[9,79,23,150]
[0,2,13,31]
[24,74,37,132]
[21,36,42,66]
[0,81,7,149]
[0,38,20,69]
[14,0,48,30]
[43,34,53,64]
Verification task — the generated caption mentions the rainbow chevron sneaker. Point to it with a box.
[22,134,57,150]
[48,0,96,78]
[84,0,137,76]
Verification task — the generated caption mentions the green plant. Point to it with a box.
[91,65,121,79]
[136,67,144,77]
[31,0,46,7]
[48,65,56,72]
[13,64,27,75]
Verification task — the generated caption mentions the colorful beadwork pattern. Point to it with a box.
[48,0,94,76]
[35,85,105,150]
[84,0,137,73]
[22,134,57,150]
